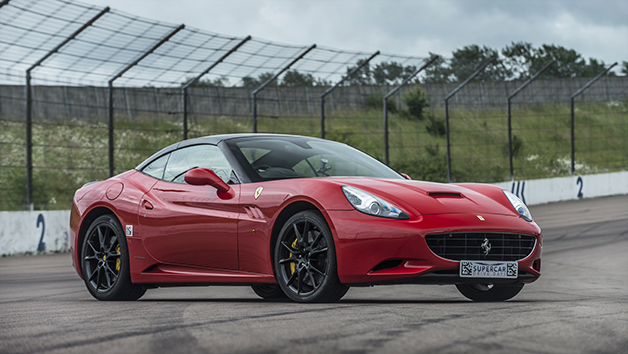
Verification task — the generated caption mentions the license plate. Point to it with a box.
[459,260,518,278]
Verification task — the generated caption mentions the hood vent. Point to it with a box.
[428,192,462,198]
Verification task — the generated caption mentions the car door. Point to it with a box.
[139,144,240,270]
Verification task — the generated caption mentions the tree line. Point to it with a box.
[183,42,626,87]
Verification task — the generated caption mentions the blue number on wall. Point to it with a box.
[576,177,584,199]
[36,214,46,252]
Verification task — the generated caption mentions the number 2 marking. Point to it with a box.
[36,214,46,252]
[576,177,584,199]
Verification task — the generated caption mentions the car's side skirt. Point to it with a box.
[134,263,276,284]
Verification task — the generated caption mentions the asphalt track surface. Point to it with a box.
[1,195,627,354]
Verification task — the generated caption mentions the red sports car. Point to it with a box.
[70,133,541,302]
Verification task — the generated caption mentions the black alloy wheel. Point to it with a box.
[251,284,287,299]
[81,214,145,301]
[274,210,348,303]
[456,283,524,302]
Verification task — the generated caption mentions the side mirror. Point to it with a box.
[184,168,235,199]
[401,173,411,180]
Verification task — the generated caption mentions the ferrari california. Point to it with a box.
[70,133,542,303]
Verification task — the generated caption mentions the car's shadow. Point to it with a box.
[132,297,555,304]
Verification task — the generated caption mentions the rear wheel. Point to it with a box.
[456,283,524,302]
[274,211,348,303]
[81,214,145,301]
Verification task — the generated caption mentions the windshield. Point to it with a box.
[226,136,403,181]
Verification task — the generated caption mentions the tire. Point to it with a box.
[274,210,348,303]
[456,283,524,302]
[251,284,287,300]
[81,214,146,301]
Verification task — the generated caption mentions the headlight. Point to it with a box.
[342,186,409,219]
[503,190,532,221]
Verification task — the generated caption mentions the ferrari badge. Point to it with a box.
[254,187,264,199]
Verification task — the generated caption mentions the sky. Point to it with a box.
[78,0,627,73]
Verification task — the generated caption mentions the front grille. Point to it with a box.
[425,232,536,261]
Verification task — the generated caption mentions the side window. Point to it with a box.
[163,145,234,184]
[141,153,170,179]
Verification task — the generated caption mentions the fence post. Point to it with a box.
[570,62,617,175]
[444,58,495,182]
[383,56,439,165]
[181,35,251,140]
[24,7,110,209]
[320,51,379,138]
[251,44,316,133]
[507,60,555,181]
[107,24,184,177]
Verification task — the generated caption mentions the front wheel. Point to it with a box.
[274,211,348,303]
[251,284,287,300]
[81,214,145,301]
[456,283,524,302]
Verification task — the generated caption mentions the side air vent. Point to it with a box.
[244,206,265,220]
[428,192,462,198]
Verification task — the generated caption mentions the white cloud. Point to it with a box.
[77,0,628,66]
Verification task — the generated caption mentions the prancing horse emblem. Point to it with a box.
[481,237,492,256]
[254,186,263,199]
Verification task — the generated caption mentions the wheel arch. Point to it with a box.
[270,201,322,275]
[76,206,119,277]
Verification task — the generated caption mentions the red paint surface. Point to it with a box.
[71,172,541,286]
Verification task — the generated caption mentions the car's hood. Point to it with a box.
[323,177,516,217]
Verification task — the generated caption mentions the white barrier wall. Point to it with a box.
[493,171,628,206]
[1,171,627,256]
[0,210,71,256]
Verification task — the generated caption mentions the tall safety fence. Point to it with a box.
[442,74,627,183]
[1,0,627,211]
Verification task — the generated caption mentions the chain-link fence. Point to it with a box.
[1,0,627,211]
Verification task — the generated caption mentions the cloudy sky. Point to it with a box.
[81,0,627,72]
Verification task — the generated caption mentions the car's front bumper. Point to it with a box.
[326,210,542,285]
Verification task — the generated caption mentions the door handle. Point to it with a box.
[142,200,154,210]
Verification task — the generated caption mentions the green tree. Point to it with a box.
[344,43,612,84]
[531,44,588,78]
[450,45,507,82]
[401,86,430,120]
[581,58,613,77]
[241,72,276,88]
[502,41,536,80]
[622,61,628,75]
[281,70,315,87]
[241,76,260,88]
[344,59,373,85]
[372,61,417,85]
[365,94,397,113]
[343,60,418,86]
[181,76,229,87]
[422,53,452,83]
[502,42,610,79]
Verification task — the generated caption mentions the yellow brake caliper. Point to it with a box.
[290,238,298,275]
[115,245,121,271]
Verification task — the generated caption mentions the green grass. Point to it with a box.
[1,101,626,210]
